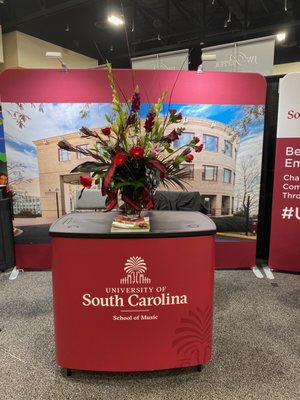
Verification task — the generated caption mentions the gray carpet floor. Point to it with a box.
[0,269,299,400]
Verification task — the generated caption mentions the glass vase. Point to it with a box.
[123,203,141,219]
[122,188,142,219]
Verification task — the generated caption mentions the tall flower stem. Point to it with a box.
[160,144,189,162]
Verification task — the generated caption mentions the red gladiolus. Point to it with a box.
[126,113,136,126]
[80,175,93,188]
[101,127,111,136]
[131,87,141,112]
[130,146,144,158]
[195,144,204,153]
[185,154,194,163]
[144,110,156,132]
[114,152,128,166]
[165,128,183,143]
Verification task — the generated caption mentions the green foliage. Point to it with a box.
[59,62,204,209]
[212,216,247,232]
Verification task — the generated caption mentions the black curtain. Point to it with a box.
[256,75,284,260]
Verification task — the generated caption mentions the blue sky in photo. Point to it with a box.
[6,138,37,155]
[1,102,264,180]
[3,102,264,145]
[141,103,242,124]
[140,103,264,142]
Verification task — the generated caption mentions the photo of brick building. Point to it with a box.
[33,117,239,218]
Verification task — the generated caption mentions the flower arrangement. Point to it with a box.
[58,63,203,216]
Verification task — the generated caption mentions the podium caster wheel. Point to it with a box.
[66,368,72,377]
[197,364,203,372]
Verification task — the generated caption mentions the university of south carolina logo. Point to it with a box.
[82,255,188,309]
[120,256,151,284]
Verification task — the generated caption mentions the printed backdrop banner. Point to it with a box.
[269,73,300,272]
[202,36,275,76]
[131,49,189,70]
[0,68,266,270]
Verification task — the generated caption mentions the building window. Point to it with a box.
[77,144,89,159]
[58,148,69,162]
[203,134,218,152]
[173,132,195,149]
[202,165,218,181]
[224,140,232,156]
[179,164,194,180]
[223,168,232,183]
[221,196,230,215]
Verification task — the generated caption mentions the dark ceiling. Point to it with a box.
[1,0,300,69]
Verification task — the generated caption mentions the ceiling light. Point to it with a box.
[276,32,286,42]
[107,15,124,26]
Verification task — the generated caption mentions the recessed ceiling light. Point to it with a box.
[276,32,286,42]
[107,15,124,26]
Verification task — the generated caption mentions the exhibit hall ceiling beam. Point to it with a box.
[201,0,206,41]
[130,0,176,34]
[3,0,91,31]
[170,0,201,26]
[222,0,245,21]
[164,0,170,40]
[259,0,270,14]
[122,18,300,60]
[217,0,244,27]
[243,0,249,30]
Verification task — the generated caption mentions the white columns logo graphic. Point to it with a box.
[120,256,151,284]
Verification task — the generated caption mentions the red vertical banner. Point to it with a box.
[269,73,300,272]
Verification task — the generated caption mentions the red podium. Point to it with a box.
[50,211,216,373]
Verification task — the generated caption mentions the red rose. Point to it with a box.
[101,127,111,136]
[194,137,200,143]
[114,152,128,166]
[169,109,176,115]
[80,175,93,188]
[185,154,194,163]
[176,112,183,120]
[130,146,144,158]
[195,144,204,153]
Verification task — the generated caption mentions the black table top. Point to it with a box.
[49,210,216,239]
